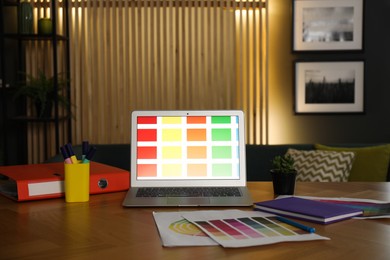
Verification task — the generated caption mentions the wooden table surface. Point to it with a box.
[1,182,390,260]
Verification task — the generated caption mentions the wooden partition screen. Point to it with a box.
[27,0,268,163]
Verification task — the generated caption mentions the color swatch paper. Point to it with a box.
[153,210,329,248]
[182,210,329,248]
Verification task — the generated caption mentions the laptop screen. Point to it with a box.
[131,111,247,187]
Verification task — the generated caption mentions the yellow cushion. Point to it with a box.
[315,144,390,181]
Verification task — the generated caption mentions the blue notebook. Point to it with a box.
[254,197,363,224]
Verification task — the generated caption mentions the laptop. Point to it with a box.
[122,110,253,207]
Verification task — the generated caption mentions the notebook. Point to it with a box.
[122,110,253,207]
[254,197,363,224]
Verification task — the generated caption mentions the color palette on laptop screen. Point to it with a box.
[136,115,240,180]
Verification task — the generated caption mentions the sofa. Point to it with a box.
[46,143,390,182]
[246,144,390,182]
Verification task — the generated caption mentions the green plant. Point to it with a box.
[271,154,296,173]
[13,70,70,118]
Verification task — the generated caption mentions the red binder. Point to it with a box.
[0,162,130,201]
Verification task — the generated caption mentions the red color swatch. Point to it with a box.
[137,129,157,141]
[138,116,157,124]
[137,164,157,177]
[137,147,157,159]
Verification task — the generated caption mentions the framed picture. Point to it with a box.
[293,0,364,51]
[294,61,364,114]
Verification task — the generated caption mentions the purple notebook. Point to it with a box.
[254,197,363,224]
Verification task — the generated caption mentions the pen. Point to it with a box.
[82,146,97,164]
[275,216,316,233]
[60,146,72,164]
[82,140,89,160]
[65,143,79,164]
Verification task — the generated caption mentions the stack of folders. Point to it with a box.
[0,162,130,201]
[254,197,363,224]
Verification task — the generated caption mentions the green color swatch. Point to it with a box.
[211,116,231,124]
[212,164,232,177]
[212,146,232,159]
[212,129,231,141]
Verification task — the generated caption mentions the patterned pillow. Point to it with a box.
[315,144,390,181]
[286,149,355,182]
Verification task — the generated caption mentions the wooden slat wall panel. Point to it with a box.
[25,0,268,163]
[70,0,268,145]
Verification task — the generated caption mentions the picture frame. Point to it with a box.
[293,0,364,52]
[294,60,364,114]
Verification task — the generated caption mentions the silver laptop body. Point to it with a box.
[122,110,253,207]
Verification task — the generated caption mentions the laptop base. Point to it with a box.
[122,187,253,207]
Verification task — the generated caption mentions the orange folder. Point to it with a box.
[0,162,130,201]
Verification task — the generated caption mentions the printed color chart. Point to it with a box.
[181,210,329,248]
[136,115,240,180]
[194,216,306,241]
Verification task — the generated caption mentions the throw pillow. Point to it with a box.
[286,149,355,182]
[315,144,390,182]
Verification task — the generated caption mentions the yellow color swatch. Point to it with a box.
[162,146,182,159]
[162,129,182,141]
[162,117,182,124]
[162,164,182,177]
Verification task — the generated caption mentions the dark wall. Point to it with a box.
[268,0,390,144]
[0,5,27,165]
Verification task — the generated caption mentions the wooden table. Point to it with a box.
[1,182,390,260]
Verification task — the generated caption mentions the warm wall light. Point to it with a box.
[235,0,266,9]
[67,0,266,9]
[234,1,268,144]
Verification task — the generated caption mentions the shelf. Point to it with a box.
[1,0,72,164]
[3,33,68,41]
[3,0,17,7]
[10,115,70,123]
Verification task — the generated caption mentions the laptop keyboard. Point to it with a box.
[136,187,242,198]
